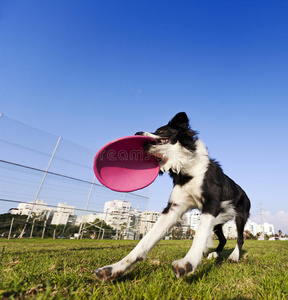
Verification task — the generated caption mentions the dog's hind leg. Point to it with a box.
[94,201,190,281]
[229,214,245,262]
[207,224,226,259]
[229,196,250,262]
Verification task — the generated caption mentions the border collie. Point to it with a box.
[95,112,251,281]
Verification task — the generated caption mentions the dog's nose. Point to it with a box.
[135,131,144,136]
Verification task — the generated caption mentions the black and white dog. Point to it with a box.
[95,112,251,281]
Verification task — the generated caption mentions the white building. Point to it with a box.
[244,220,258,236]
[75,213,99,226]
[96,200,142,239]
[51,203,76,226]
[9,199,51,217]
[100,200,132,230]
[223,221,237,238]
[223,219,275,238]
[184,210,202,231]
[9,200,77,226]
[138,211,161,235]
[257,222,275,237]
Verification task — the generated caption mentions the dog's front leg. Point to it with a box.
[94,203,188,281]
[172,213,215,278]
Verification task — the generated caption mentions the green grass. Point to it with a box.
[0,239,288,299]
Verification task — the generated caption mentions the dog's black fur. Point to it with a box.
[140,112,251,257]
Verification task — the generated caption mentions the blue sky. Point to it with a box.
[1,1,288,233]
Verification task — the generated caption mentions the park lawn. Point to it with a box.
[0,239,288,299]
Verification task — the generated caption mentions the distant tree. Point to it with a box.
[171,227,183,240]
[278,230,282,237]
[244,230,250,239]
[66,225,80,237]
[0,213,27,238]
[90,218,115,239]
[244,230,257,240]
[185,228,195,240]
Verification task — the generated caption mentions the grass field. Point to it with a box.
[1,239,288,299]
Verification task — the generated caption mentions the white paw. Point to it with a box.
[228,253,239,262]
[207,251,218,260]
[94,263,125,281]
[172,259,195,279]
[228,245,240,262]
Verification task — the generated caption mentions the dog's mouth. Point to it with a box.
[156,138,169,145]
[144,138,169,150]
[143,138,169,164]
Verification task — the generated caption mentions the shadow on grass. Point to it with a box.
[206,247,248,260]
[183,247,248,284]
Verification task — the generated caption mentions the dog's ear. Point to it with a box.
[169,112,189,129]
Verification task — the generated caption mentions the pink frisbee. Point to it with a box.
[94,136,159,192]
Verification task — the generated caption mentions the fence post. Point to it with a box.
[98,220,103,239]
[41,210,50,239]
[42,219,47,239]
[30,218,35,238]
[8,217,14,239]
[143,185,151,236]
[78,176,96,239]
[19,136,62,238]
